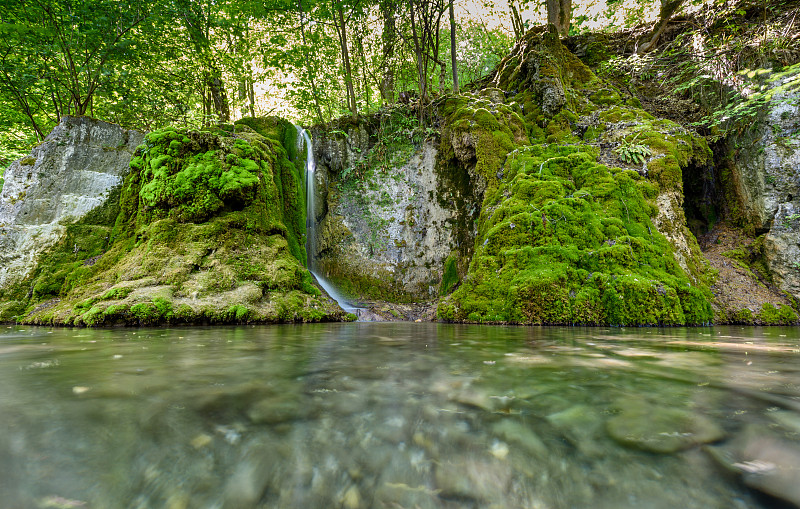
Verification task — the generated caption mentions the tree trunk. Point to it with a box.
[297,0,326,123]
[248,77,256,118]
[638,0,684,54]
[334,2,357,117]
[356,32,371,110]
[380,0,396,103]
[546,0,572,36]
[449,0,458,94]
[409,1,426,103]
[208,75,230,121]
[509,0,524,39]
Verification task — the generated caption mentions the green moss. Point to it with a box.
[438,143,713,326]
[439,253,460,296]
[590,88,622,106]
[227,304,252,322]
[757,303,799,325]
[734,308,754,323]
[2,120,343,326]
[431,31,717,325]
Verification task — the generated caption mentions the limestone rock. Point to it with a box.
[311,122,371,174]
[728,66,800,301]
[312,133,479,302]
[0,116,143,289]
[3,119,343,326]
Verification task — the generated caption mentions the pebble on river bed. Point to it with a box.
[491,419,548,458]
[606,402,725,453]
[434,455,512,502]
[221,441,277,509]
[546,404,607,457]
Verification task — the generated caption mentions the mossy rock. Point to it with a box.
[437,143,712,325]
[2,122,345,326]
[434,30,714,326]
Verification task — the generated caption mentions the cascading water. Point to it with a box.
[297,126,361,314]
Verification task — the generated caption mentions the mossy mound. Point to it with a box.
[436,30,714,325]
[1,119,345,325]
[437,145,712,325]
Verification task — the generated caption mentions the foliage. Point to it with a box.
[615,135,652,165]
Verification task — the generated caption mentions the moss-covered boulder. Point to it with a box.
[436,29,714,325]
[0,118,345,325]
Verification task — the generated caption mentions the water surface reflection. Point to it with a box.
[1,324,799,508]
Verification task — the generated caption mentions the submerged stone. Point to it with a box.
[706,424,800,507]
[491,419,548,458]
[434,455,512,502]
[247,395,310,424]
[607,403,724,453]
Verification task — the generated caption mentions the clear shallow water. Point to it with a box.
[1,324,799,509]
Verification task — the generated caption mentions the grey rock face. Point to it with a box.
[311,132,479,301]
[0,116,143,289]
[520,44,566,117]
[729,69,800,300]
[312,123,371,174]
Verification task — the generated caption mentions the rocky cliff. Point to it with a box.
[309,110,480,305]
[312,30,724,325]
[0,117,345,325]
[0,116,143,294]
[1,28,798,326]
[726,65,800,304]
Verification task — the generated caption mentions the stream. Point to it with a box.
[1,323,799,508]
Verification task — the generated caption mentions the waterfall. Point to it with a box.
[296,126,361,314]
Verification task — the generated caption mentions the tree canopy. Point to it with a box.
[0,0,744,154]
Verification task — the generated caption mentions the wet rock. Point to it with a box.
[193,382,271,417]
[190,433,213,449]
[451,386,495,412]
[546,404,607,456]
[247,395,310,424]
[341,485,361,509]
[706,424,800,507]
[770,410,800,434]
[222,441,277,508]
[491,419,548,458]
[607,404,724,453]
[373,414,407,444]
[373,482,439,509]
[434,455,511,502]
[489,440,509,459]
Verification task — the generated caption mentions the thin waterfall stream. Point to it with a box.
[297,126,361,314]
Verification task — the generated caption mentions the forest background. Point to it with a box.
[0,0,787,176]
